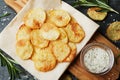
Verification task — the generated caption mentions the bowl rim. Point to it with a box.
[80,42,114,75]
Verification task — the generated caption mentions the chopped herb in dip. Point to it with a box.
[84,47,110,74]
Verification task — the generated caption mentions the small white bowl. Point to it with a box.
[80,42,114,75]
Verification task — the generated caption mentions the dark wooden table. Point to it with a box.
[0,0,120,80]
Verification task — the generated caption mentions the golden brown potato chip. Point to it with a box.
[87,7,107,21]
[32,47,56,72]
[40,23,60,40]
[52,41,70,62]
[16,24,31,41]
[57,28,68,43]
[65,18,85,43]
[106,21,120,41]
[48,9,71,27]
[30,29,49,48]
[24,8,46,29]
[64,42,77,62]
[16,8,86,72]
[16,39,33,60]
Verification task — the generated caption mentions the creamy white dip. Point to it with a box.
[84,47,110,74]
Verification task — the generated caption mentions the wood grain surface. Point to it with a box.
[69,33,120,80]
[4,0,120,80]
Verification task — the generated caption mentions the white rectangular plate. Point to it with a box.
[0,0,99,80]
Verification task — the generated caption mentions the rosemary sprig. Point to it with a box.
[0,13,11,18]
[73,0,119,14]
[0,49,21,80]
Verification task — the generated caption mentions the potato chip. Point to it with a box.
[106,21,120,41]
[32,47,56,72]
[30,29,49,48]
[24,8,46,29]
[52,41,70,62]
[16,24,31,41]
[48,9,71,27]
[65,18,85,43]
[64,42,77,62]
[87,7,107,21]
[40,23,60,40]
[16,39,33,60]
[57,28,68,43]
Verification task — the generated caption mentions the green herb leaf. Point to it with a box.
[0,13,11,18]
[0,49,21,80]
[100,0,108,4]
[74,0,119,14]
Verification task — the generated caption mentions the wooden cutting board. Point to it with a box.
[4,0,120,80]
[69,33,120,80]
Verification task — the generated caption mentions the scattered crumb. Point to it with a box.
[103,21,106,23]
[4,6,7,8]
[112,19,116,21]
[1,23,4,25]
[110,14,113,17]
[116,47,119,50]
[3,11,8,15]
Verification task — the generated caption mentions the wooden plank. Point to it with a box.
[14,0,25,8]
[4,0,120,80]
[21,0,28,4]
[93,33,120,57]
[68,33,120,80]
[4,0,22,13]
